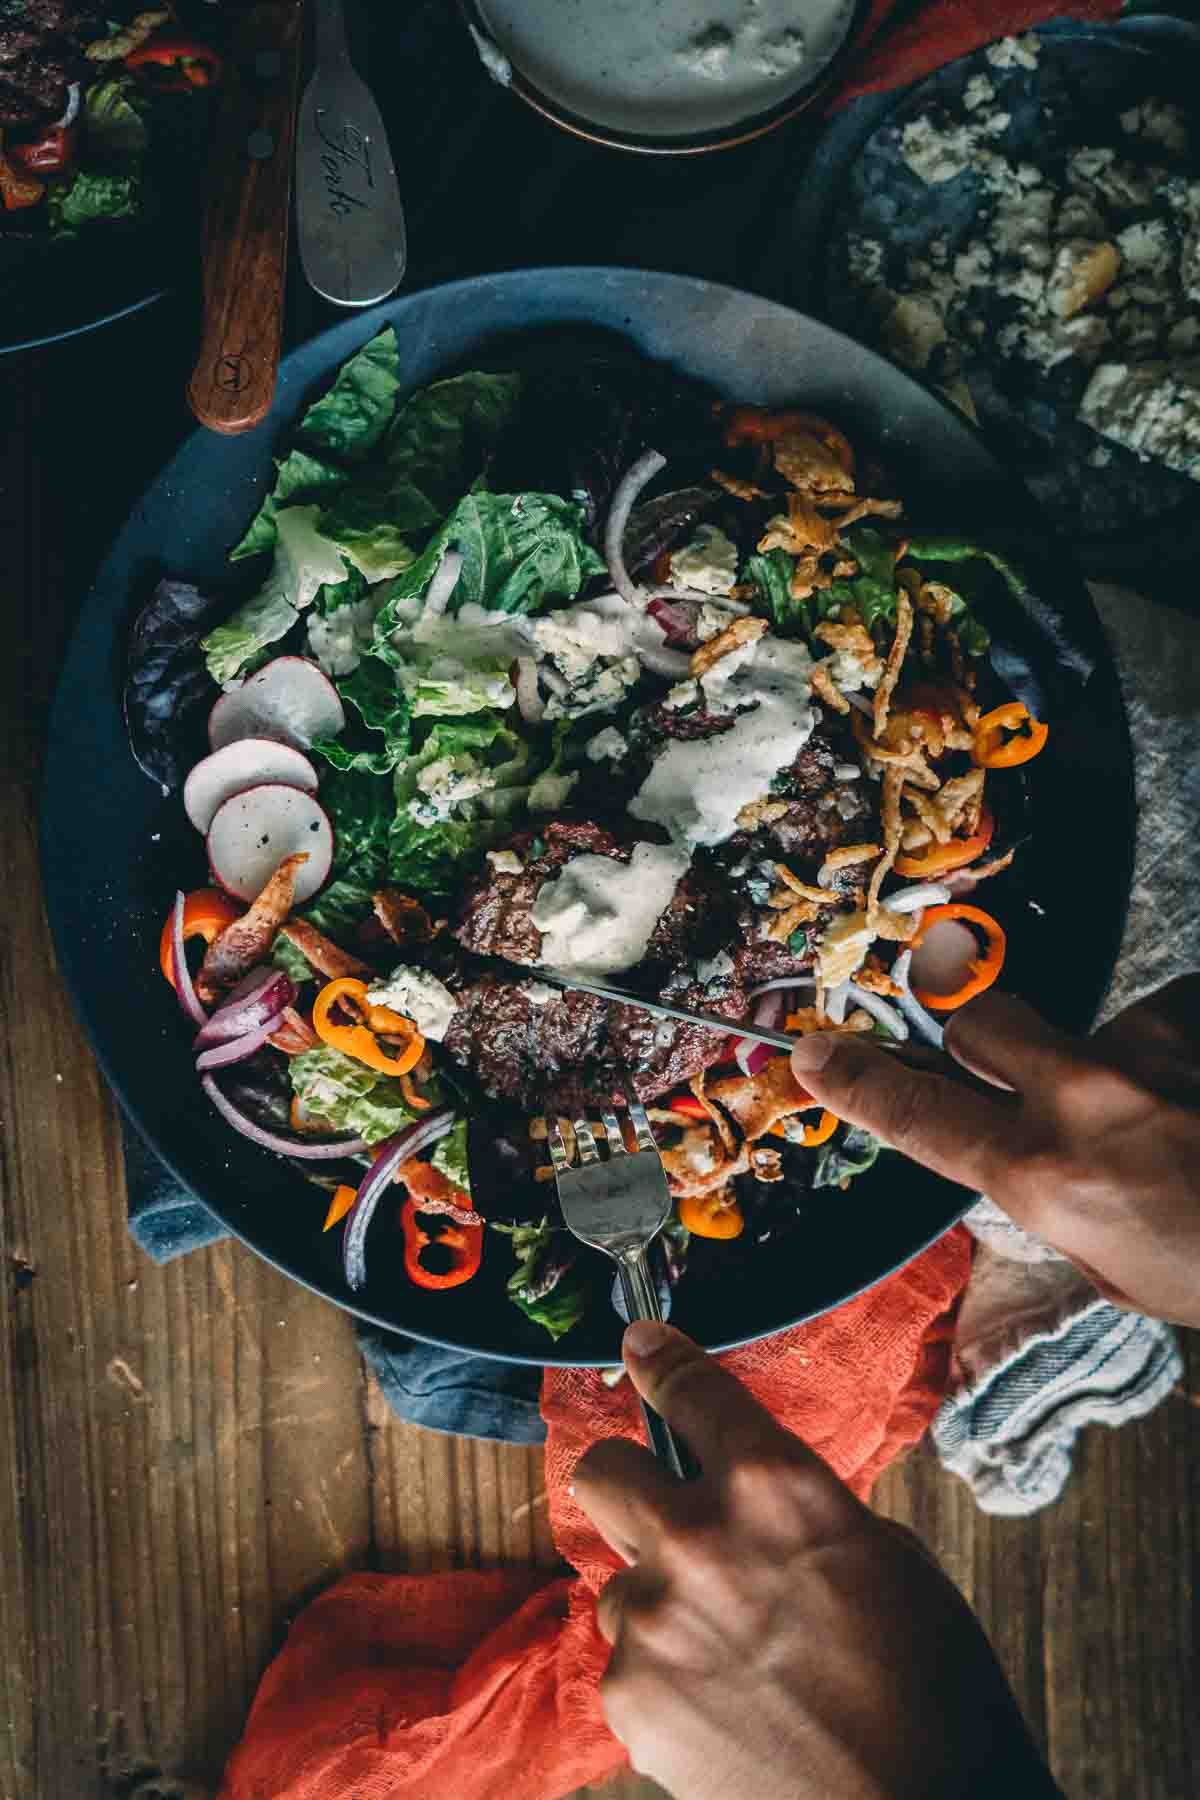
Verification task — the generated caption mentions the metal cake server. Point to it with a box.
[296,0,406,306]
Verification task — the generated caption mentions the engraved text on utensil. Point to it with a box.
[315,110,372,216]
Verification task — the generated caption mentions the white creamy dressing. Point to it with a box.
[531,842,692,976]
[630,634,817,846]
[366,965,458,1042]
[475,0,854,139]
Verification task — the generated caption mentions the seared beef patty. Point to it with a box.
[0,0,102,128]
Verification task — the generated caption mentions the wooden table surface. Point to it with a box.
[3,120,1199,1798]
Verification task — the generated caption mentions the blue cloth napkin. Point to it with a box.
[123,1117,546,1446]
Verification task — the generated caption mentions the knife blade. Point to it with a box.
[480,961,801,1054]
[296,0,406,306]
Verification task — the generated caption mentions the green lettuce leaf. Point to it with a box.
[203,505,349,686]
[230,449,347,563]
[824,527,900,632]
[900,536,1005,656]
[270,933,317,985]
[388,715,530,897]
[46,168,142,234]
[317,488,418,582]
[812,1125,884,1190]
[381,370,524,533]
[296,327,401,461]
[288,1046,416,1146]
[83,76,148,163]
[311,660,412,775]
[372,491,603,655]
[430,1119,472,1196]
[493,1218,587,1342]
[298,765,393,939]
[745,549,803,634]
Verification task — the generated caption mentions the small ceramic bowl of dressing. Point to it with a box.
[458,0,865,153]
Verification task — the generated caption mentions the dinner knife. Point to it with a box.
[187,1,304,435]
[481,961,800,1054]
[295,0,406,306]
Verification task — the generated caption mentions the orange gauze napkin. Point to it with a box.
[830,0,1122,109]
[219,1225,971,1800]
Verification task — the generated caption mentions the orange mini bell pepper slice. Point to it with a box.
[677,1191,744,1240]
[323,1185,358,1232]
[799,1110,839,1148]
[159,888,244,988]
[895,806,995,879]
[312,977,425,1076]
[972,702,1049,769]
[909,903,1007,1011]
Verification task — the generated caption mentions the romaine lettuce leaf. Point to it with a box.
[317,489,417,582]
[296,327,401,461]
[387,715,530,896]
[270,933,316,984]
[298,764,392,939]
[824,526,901,633]
[745,548,802,634]
[431,1118,472,1196]
[46,168,142,234]
[83,76,148,163]
[493,1218,587,1342]
[812,1125,884,1190]
[372,490,603,655]
[203,506,349,686]
[288,1046,416,1145]
[311,659,411,775]
[230,449,347,563]
[381,370,524,531]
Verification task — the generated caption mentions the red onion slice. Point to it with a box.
[890,950,944,1048]
[605,449,666,606]
[423,547,463,618]
[170,891,209,1028]
[195,1011,287,1070]
[342,1107,456,1291]
[514,656,544,723]
[200,1073,368,1158]
[845,983,908,1041]
[884,881,952,915]
[194,968,296,1048]
[825,982,851,1025]
[734,1037,778,1077]
[748,976,817,1001]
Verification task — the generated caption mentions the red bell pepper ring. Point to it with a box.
[9,125,76,175]
[401,1195,483,1290]
[126,36,223,92]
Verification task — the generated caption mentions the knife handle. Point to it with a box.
[187,2,304,436]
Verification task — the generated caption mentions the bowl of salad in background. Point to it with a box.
[41,269,1134,1363]
[0,1,221,353]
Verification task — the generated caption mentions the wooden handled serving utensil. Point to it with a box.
[187,1,304,435]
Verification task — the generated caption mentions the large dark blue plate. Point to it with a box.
[40,267,1133,1364]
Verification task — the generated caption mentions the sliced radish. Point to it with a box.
[207,784,333,905]
[208,656,345,752]
[908,918,980,999]
[184,739,318,833]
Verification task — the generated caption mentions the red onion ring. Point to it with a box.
[605,449,665,607]
[884,881,952,915]
[514,656,544,723]
[194,968,295,1048]
[200,1074,368,1158]
[343,1107,456,1290]
[170,891,209,1028]
[890,951,944,1048]
[844,983,908,1041]
[423,546,463,618]
[748,976,817,1000]
[825,982,851,1024]
[195,1011,287,1071]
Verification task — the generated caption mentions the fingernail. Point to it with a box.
[623,1319,672,1360]
[789,1032,838,1072]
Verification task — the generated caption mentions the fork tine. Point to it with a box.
[625,1093,657,1152]
[548,1125,571,1174]
[574,1117,601,1165]
[600,1110,626,1155]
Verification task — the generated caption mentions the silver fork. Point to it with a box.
[550,1095,698,1482]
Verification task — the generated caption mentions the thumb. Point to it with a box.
[788,1030,1012,1193]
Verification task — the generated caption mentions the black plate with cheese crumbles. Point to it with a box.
[41,271,1133,1362]
[790,18,1200,561]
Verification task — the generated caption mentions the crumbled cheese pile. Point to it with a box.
[846,37,1200,480]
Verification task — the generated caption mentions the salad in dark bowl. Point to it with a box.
[123,322,1097,1348]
